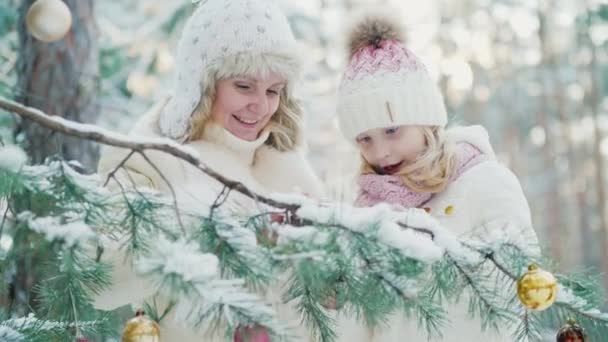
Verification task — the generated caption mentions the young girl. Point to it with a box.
[333,14,540,342]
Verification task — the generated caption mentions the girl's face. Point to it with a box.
[211,73,285,141]
[356,125,426,175]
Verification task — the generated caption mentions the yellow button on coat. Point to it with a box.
[444,205,454,215]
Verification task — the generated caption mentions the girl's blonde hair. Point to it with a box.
[361,126,457,193]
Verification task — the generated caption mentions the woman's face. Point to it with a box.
[356,125,426,175]
[211,73,285,141]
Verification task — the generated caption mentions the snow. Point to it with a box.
[21,213,95,248]
[556,285,608,321]
[0,145,27,172]
[272,251,326,261]
[276,225,330,246]
[472,221,541,258]
[1,313,99,331]
[268,194,494,265]
[0,326,23,342]
[24,105,201,164]
[172,278,290,337]
[0,234,13,259]
[272,194,445,263]
[216,216,259,248]
[137,236,219,283]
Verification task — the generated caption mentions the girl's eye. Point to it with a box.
[235,83,251,90]
[267,89,280,96]
[357,136,372,144]
[385,127,399,135]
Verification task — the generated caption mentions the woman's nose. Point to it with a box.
[248,93,268,115]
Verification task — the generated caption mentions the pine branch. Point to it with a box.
[136,150,186,234]
[471,243,608,325]
[448,255,515,332]
[5,96,608,340]
[0,326,23,342]
[513,310,542,342]
[136,236,291,339]
[102,150,136,187]
[0,97,443,256]
[285,261,338,342]
[0,199,9,237]
[0,96,297,212]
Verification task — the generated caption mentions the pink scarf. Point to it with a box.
[355,142,487,208]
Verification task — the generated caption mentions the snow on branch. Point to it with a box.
[0,96,296,211]
[3,96,608,338]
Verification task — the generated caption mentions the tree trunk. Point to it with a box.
[8,0,99,314]
[549,50,580,269]
[586,14,608,289]
[536,7,563,262]
[14,0,99,172]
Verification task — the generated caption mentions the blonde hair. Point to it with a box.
[361,126,457,193]
[186,53,303,152]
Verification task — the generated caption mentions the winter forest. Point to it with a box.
[0,0,608,341]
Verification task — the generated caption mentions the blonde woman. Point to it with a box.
[332,14,539,342]
[94,0,322,340]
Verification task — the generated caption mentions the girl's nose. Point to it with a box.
[372,143,391,162]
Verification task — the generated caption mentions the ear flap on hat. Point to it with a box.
[157,5,209,141]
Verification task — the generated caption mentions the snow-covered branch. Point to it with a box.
[4,96,608,341]
[0,96,297,211]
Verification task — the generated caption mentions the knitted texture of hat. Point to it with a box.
[342,39,426,86]
[336,15,447,142]
[158,0,298,140]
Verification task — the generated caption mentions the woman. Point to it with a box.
[94,0,323,340]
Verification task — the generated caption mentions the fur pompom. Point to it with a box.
[347,13,407,57]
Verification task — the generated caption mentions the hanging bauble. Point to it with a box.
[556,318,586,342]
[233,324,271,342]
[517,264,558,311]
[121,309,160,342]
[26,0,72,42]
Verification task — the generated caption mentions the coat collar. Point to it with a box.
[445,125,496,160]
[198,123,270,164]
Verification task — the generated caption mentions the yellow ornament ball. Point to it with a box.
[517,264,558,311]
[122,310,161,342]
[26,0,72,42]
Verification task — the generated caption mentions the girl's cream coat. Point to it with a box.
[334,125,540,342]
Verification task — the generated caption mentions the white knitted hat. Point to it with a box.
[337,14,447,142]
[159,0,300,141]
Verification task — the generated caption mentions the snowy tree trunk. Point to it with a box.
[8,0,99,315]
[14,0,99,172]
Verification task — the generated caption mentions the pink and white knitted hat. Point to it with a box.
[336,14,447,142]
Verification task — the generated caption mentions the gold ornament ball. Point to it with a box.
[122,310,161,342]
[517,264,558,311]
[26,0,72,42]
